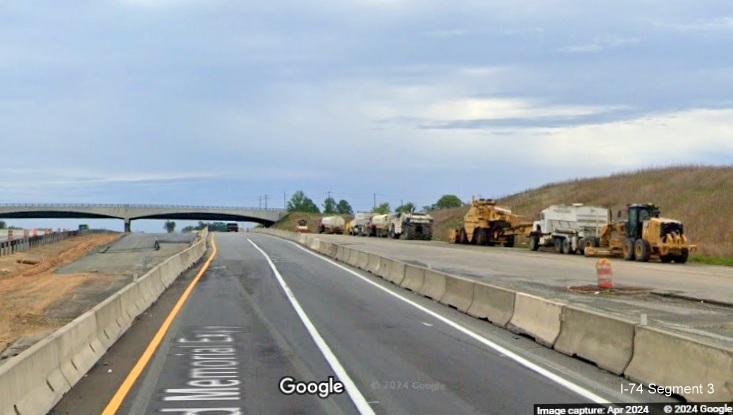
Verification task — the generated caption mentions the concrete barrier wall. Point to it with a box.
[465,282,515,327]
[57,311,103,387]
[0,330,70,415]
[419,270,447,301]
[346,249,359,267]
[400,265,425,292]
[366,254,381,274]
[0,229,208,415]
[554,306,636,375]
[508,293,564,347]
[356,251,370,270]
[94,291,128,350]
[624,326,733,402]
[440,275,475,313]
[381,258,406,285]
[335,245,347,262]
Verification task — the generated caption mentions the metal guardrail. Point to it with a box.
[0,203,284,212]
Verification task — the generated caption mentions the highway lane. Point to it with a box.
[53,232,663,414]
[311,234,733,305]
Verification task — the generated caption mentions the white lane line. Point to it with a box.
[289,241,611,405]
[248,239,376,415]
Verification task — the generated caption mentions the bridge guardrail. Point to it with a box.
[0,203,284,211]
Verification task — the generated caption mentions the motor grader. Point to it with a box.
[449,197,532,247]
[584,203,697,263]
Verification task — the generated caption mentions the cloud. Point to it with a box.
[558,36,640,54]
[655,17,733,33]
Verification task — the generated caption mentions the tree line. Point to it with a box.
[286,191,464,214]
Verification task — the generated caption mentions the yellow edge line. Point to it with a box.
[101,235,218,415]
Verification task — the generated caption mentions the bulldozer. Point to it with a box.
[584,203,697,263]
[449,197,532,247]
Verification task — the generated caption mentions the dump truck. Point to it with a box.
[318,216,345,234]
[367,214,391,237]
[449,197,532,247]
[528,204,608,254]
[389,212,434,240]
[584,203,697,263]
[350,212,375,236]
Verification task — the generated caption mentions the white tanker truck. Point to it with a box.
[318,216,345,234]
[367,214,391,237]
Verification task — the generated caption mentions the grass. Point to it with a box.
[689,255,733,267]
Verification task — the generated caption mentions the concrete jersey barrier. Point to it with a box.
[439,274,475,313]
[400,265,425,292]
[508,293,564,347]
[553,306,636,375]
[624,325,733,402]
[465,282,516,327]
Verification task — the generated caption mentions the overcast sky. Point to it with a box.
[2,1,733,231]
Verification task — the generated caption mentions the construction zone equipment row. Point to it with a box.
[255,228,732,403]
[0,229,209,415]
[318,212,435,241]
[449,198,696,264]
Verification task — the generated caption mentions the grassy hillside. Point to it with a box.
[436,166,730,259]
[272,166,733,260]
[496,166,732,257]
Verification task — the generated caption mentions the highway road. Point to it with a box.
[312,234,733,305]
[52,233,672,415]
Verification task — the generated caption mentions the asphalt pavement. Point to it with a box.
[52,233,675,415]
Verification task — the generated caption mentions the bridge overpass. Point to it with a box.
[0,204,286,232]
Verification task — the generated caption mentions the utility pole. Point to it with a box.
[264,194,268,209]
[259,196,262,209]
[373,193,376,209]
[283,191,286,209]
[327,191,332,200]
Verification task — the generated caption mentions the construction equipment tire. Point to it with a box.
[529,236,540,251]
[634,239,651,262]
[554,238,563,253]
[623,238,635,261]
[474,228,487,245]
[676,249,689,264]
[562,238,573,254]
[405,224,416,240]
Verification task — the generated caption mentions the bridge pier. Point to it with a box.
[124,219,131,233]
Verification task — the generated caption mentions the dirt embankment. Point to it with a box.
[0,233,122,357]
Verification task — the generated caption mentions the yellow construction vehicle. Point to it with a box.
[449,197,532,247]
[584,203,697,263]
